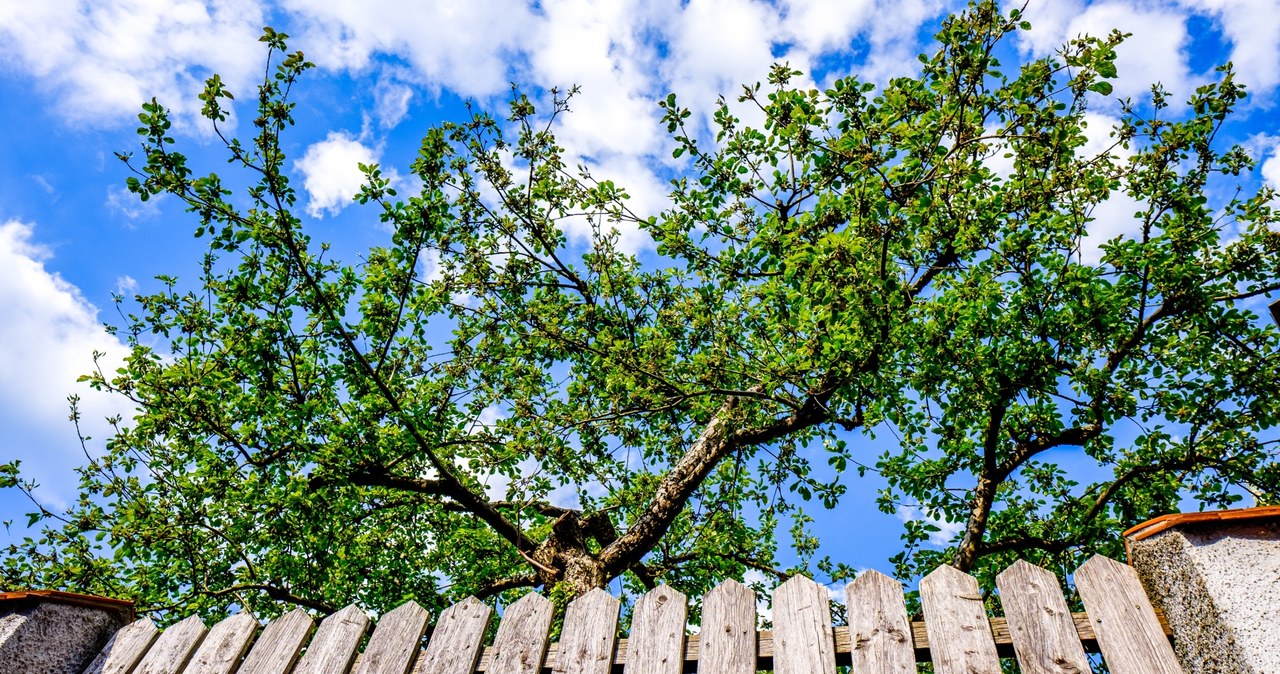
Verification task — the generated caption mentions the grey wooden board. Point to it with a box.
[353,600,430,674]
[294,605,371,674]
[1075,554,1182,674]
[552,587,619,674]
[845,570,914,674]
[414,597,492,674]
[236,609,314,674]
[920,564,1001,674]
[132,614,206,674]
[624,585,687,674]
[484,593,553,674]
[83,617,161,674]
[996,560,1091,674]
[183,613,259,674]
[699,580,756,674]
[772,575,835,674]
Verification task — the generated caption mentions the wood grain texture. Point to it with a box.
[131,614,205,674]
[414,597,492,674]
[482,593,553,674]
[236,609,314,674]
[996,560,1090,674]
[772,575,835,674]
[294,605,371,674]
[623,585,687,674]
[920,564,1001,674]
[83,617,161,674]
[183,613,258,674]
[552,587,619,674]
[698,580,756,674]
[1075,555,1182,674]
[845,570,914,674]
[352,601,430,674]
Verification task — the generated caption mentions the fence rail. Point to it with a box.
[81,554,1180,674]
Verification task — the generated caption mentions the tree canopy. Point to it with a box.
[4,1,1280,621]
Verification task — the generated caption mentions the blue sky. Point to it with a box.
[1,0,1279,588]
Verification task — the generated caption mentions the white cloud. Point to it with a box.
[781,0,876,55]
[106,184,162,222]
[896,505,965,546]
[294,131,395,218]
[372,77,413,130]
[1260,137,1280,190]
[1075,112,1144,265]
[1181,0,1280,95]
[280,0,537,99]
[115,275,138,295]
[0,220,133,509]
[1071,3,1197,102]
[0,0,266,128]
[417,249,445,284]
[665,0,782,116]
[529,0,669,160]
[565,156,670,254]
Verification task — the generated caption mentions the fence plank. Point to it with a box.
[1075,555,1181,674]
[484,593,553,674]
[996,560,1090,674]
[183,613,258,674]
[130,614,206,674]
[845,570,914,674]
[414,597,492,674]
[772,575,835,674]
[624,585,687,674]
[552,588,619,674]
[236,609,314,674]
[920,565,1000,674]
[352,601,430,674]
[83,617,161,674]
[294,605,371,674]
[699,579,756,674]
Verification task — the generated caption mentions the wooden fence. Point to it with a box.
[81,554,1181,674]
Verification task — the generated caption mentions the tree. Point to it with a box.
[4,1,1279,621]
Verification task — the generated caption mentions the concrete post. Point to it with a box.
[1125,506,1280,674]
[0,590,134,674]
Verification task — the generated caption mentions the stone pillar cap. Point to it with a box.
[1123,505,1280,559]
[0,590,134,621]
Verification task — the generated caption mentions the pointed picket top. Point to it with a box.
[919,564,1000,674]
[700,579,756,674]
[237,608,314,674]
[133,613,207,674]
[417,596,493,674]
[554,588,620,674]
[184,612,258,674]
[995,560,1089,674]
[625,584,688,674]
[84,617,160,674]
[772,574,836,674]
[844,570,914,674]
[1075,554,1182,674]
[352,601,430,674]
[293,605,371,674]
[487,592,554,674]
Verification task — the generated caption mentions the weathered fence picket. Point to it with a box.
[185,613,258,674]
[132,614,205,674]
[697,579,755,674]
[995,560,1090,674]
[293,605,370,674]
[482,593,553,674]
[351,601,428,674]
[1076,555,1182,674]
[83,617,159,674]
[77,554,1181,674]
